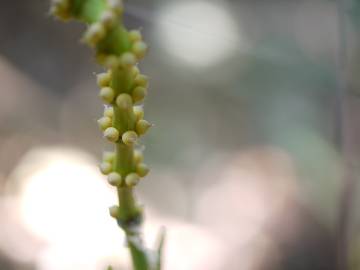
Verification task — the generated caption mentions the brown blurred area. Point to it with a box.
[1,0,360,270]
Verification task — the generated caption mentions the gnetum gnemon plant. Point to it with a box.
[50,1,164,269]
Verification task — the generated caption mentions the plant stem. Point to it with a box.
[50,0,156,268]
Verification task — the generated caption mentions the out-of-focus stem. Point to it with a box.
[335,0,356,269]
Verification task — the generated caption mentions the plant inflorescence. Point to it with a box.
[50,1,163,269]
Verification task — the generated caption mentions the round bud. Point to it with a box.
[107,172,122,186]
[104,106,114,118]
[132,86,147,103]
[120,52,136,68]
[132,41,148,59]
[109,205,120,218]
[83,22,106,46]
[99,87,115,104]
[133,150,144,164]
[100,162,112,175]
[134,74,149,88]
[100,10,117,28]
[104,127,120,142]
[129,30,142,43]
[104,55,120,69]
[97,72,111,87]
[116,93,133,110]
[97,116,112,131]
[136,163,149,177]
[103,151,116,163]
[107,0,124,14]
[50,0,71,20]
[131,66,140,78]
[122,131,138,146]
[133,106,144,121]
[125,173,140,186]
[136,119,151,135]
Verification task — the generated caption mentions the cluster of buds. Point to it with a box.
[50,0,160,267]
[86,1,151,191]
[98,101,151,188]
[51,0,152,226]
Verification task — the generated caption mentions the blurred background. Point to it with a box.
[1,0,360,269]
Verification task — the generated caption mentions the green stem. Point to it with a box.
[112,62,148,269]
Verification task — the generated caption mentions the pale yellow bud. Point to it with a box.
[120,52,136,68]
[129,30,142,43]
[100,162,113,175]
[83,22,106,46]
[136,119,151,135]
[136,163,149,177]
[134,74,149,88]
[100,10,117,28]
[50,0,71,20]
[132,41,148,59]
[133,150,144,164]
[125,173,140,186]
[107,172,122,186]
[109,205,120,218]
[97,72,111,87]
[122,131,138,146]
[104,106,114,118]
[133,106,144,121]
[131,66,140,78]
[116,93,133,110]
[99,87,115,104]
[97,116,112,131]
[103,151,116,163]
[104,127,120,142]
[107,0,124,14]
[103,55,120,69]
[132,86,147,103]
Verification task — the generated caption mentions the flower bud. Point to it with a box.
[107,0,124,14]
[133,150,144,164]
[100,10,117,28]
[136,119,151,135]
[132,86,147,103]
[136,163,149,177]
[125,173,140,186]
[97,116,112,131]
[120,52,136,68]
[134,74,149,88]
[104,106,114,118]
[103,151,116,163]
[109,205,120,218]
[50,0,71,20]
[100,162,113,175]
[104,127,120,142]
[129,30,142,43]
[132,41,148,59]
[104,55,120,69]
[83,22,106,46]
[97,72,111,87]
[131,66,140,78]
[116,93,133,110]
[122,131,138,146]
[133,106,144,121]
[99,87,115,104]
[107,172,122,186]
